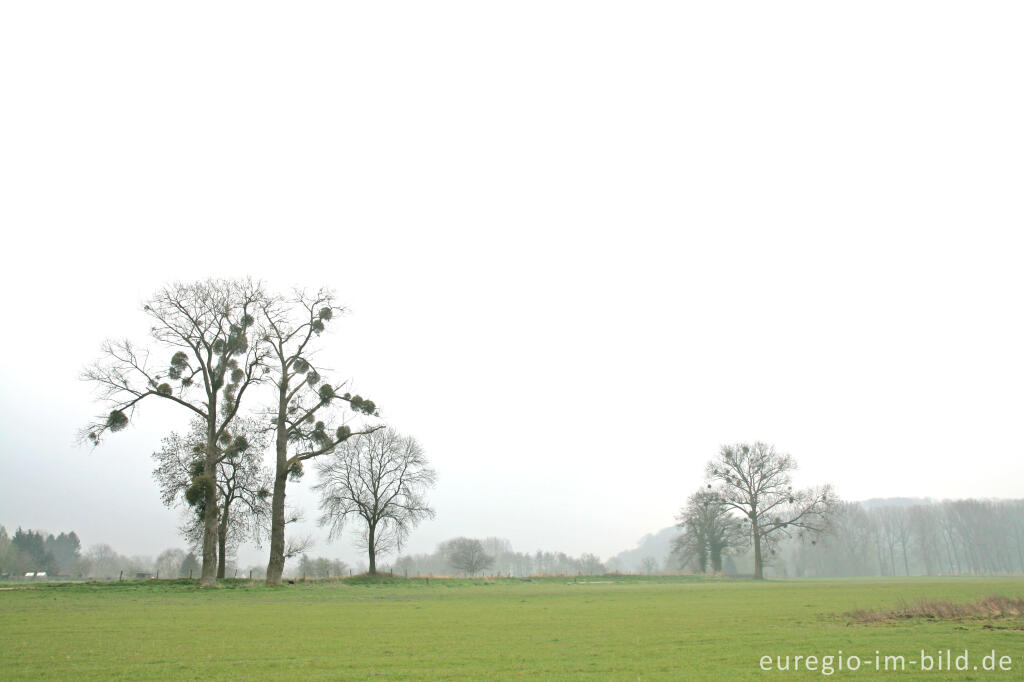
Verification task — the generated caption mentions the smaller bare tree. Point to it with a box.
[673,489,746,573]
[316,428,436,574]
[152,416,272,578]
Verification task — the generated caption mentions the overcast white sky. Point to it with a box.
[1,2,1022,569]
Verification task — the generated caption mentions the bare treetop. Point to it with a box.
[81,278,267,446]
[316,428,436,574]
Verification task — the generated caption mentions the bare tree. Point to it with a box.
[152,416,272,578]
[81,279,266,586]
[316,428,436,574]
[259,289,380,585]
[578,553,605,575]
[440,538,494,576]
[707,442,835,579]
[673,489,745,573]
[154,549,186,578]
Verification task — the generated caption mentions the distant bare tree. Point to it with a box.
[640,556,658,575]
[578,553,605,575]
[259,289,380,585]
[81,280,266,586]
[154,549,186,578]
[298,555,348,579]
[673,489,745,573]
[441,538,494,576]
[153,416,272,578]
[707,442,835,579]
[316,428,436,574]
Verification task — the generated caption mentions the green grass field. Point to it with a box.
[2,575,1023,679]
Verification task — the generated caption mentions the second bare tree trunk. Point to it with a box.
[752,524,764,580]
[265,375,290,586]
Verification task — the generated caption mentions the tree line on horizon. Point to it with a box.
[668,443,1024,579]
[8,495,1024,581]
[393,537,608,578]
[768,498,1024,578]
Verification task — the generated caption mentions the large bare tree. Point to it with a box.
[81,279,266,586]
[316,428,436,574]
[706,442,835,579]
[152,416,272,578]
[260,289,380,585]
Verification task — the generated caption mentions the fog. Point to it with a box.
[2,2,1023,573]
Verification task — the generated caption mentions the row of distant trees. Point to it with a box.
[773,499,1024,578]
[82,280,437,586]
[0,523,611,580]
[0,528,81,576]
[394,537,607,577]
[666,498,1024,579]
[668,442,1024,579]
[0,527,204,579]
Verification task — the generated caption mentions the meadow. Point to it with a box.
[2,575,1023,680]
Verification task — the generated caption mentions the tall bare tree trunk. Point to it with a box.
[265,373,289,586]
[217,510,229,579]
[201,440,219,587]
[197,408,220,587]
[752,520,764,580]
[367,523,376,575]
[266,470,287,585]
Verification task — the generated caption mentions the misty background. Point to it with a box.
[2,2,1023,573]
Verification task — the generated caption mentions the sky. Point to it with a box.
[1,1,1023,570]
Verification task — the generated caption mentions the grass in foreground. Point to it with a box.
[1,575,1023,679]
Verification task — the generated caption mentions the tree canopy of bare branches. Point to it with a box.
[706,442,835,579]
[81,279,267,586]
[316,428,436,575]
